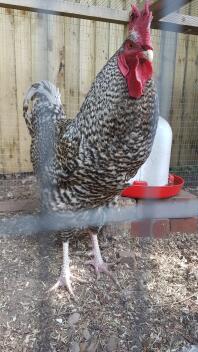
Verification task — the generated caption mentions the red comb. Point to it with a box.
[130,4,140,20]
[128,2,153,47]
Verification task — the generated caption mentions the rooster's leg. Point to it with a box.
[87,233,118,286]
[49,241,74,296]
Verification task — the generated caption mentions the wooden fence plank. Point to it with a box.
[170,2,198,168]
[79,0,95,107]
[170,32,189,167]
[108,0,125,58]
[14,9,32,172]
[158,31,177,119]
[95,19,109,76]
[0,9,19,173]
[47,14,65,107]
[178,33,198,166]
[31,12,48,82]
[151,29,161,82]
[64,16,80,118]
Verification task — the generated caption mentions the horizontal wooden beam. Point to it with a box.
[0,0,197,35]
[0,0,129,24]
[153,13,198,35]
[151,0,195,21]
[0,198,39,214]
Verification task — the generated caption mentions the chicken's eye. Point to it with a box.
[128,43,133,49]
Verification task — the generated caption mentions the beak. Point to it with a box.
[143,49,153,62]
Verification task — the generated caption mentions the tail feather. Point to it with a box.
[23,80,63,135]
[24,80,61,107]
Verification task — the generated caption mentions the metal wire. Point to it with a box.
[0,199,198,236]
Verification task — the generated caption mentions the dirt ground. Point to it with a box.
[0,228,197,352]
[0,176,198,351]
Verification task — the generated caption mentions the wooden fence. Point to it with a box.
[0,1,197,174]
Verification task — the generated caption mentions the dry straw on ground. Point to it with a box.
[0,227,197,351]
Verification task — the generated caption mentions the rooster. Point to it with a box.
[23,3,159,295]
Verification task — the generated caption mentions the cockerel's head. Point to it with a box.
[118,2,154,99]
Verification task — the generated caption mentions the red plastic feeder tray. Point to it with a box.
[121,174,184,199]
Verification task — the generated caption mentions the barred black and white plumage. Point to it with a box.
[24,59,158,209]
[23,3,159,294]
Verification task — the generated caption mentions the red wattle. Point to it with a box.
[118,54,153,99]
[127,58,153,98]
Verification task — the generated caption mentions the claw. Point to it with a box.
[86,258,108,279]
[87,234,120,288]
[86,258,120,288]
[49,272,74,297]
[48,241,76,298]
